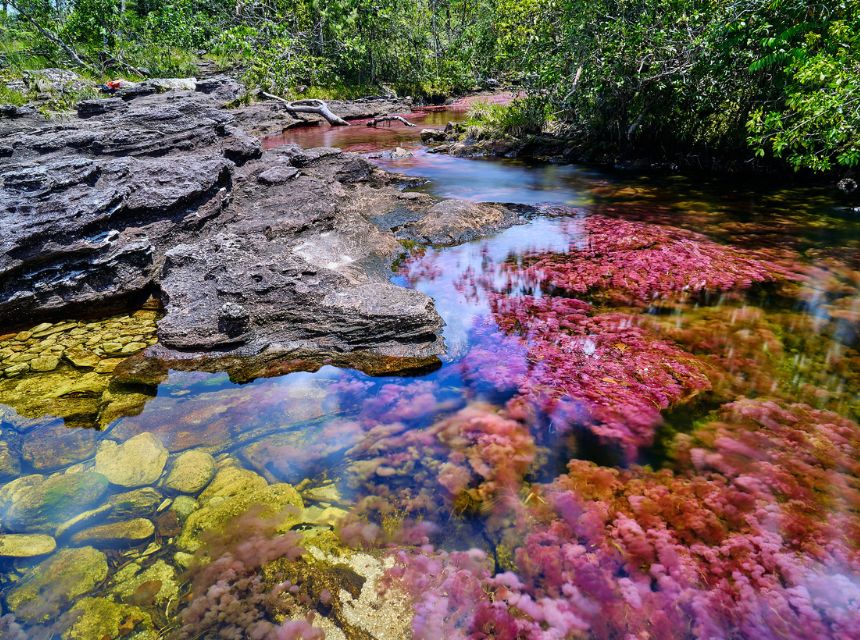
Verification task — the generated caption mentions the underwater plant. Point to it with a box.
[516,215,799,305]
[460,295,711,460]
[177,508,322,640]
[385,399,860,640]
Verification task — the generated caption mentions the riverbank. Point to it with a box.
[425,120,860,204]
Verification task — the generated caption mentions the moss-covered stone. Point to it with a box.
[111,559,179,606]
[164,449,215,494]
[0,533,56,557]
[63,597,156,640]
[4,471,109,533]
[177,466,303,551]
[70,518,155,546]
[5,546,108,624]
[94,432,168,487]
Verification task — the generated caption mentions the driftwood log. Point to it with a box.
[367,115,416,127]
[259,91,350,126]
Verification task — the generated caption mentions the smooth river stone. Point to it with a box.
[21,423,98,471]
[0,533,56,557]
[164,449,215,494]
[94,432,168,486]
[70,518,155,545]
[5,546,108,623]
[3,471,109,533]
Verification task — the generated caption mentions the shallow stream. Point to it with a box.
[1,104,859,639]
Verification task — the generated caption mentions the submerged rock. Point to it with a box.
[177,466,303,551]
[63,596,156,640]
[54,487,162,538]
[70,518,155,546]
[94,432,168,487]
[0,533,56,557]
[21,423,98,471]
[397,199,533,245]
[2,471,109,533]
[0,439,21,479]
[111,558,179,607]
[164,449,215,494]
[5,546,108,623]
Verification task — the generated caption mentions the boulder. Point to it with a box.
[420,128,447,143]
[3,471,109,533]
[221,124,262,164]
[94,432,168,487]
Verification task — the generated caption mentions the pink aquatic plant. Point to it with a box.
[460,295,711,459]
[517,215,798,304]
[178,508,323,640]
[385,399,860,640]
[343,403,536,522]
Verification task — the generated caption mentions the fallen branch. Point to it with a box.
[8,0,94,72]
[367,115,416,128]
[259,91,349,126]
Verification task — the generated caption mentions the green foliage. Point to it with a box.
[0,0,855,173]
[746,10,860,172]
[466,98,549,138]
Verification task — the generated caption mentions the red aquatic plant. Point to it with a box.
[343,403,536,521]
[386,399,860,640]
[460,295,711,459]
[517,215,798,304]
[177,508,323,640]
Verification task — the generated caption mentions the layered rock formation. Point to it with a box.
[0,81,530,377]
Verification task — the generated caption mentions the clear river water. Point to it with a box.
[1,103,858,639]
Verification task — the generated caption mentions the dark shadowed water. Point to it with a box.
[1,105,859,639]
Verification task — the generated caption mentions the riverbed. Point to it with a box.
[1,103,859,639]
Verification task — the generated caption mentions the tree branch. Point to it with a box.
[259,91,350,126]
[8,0,94,71]
[366,115,416,127]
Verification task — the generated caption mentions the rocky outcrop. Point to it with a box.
[1,86,531,378]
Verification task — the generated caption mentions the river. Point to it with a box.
[1,102,858,639]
